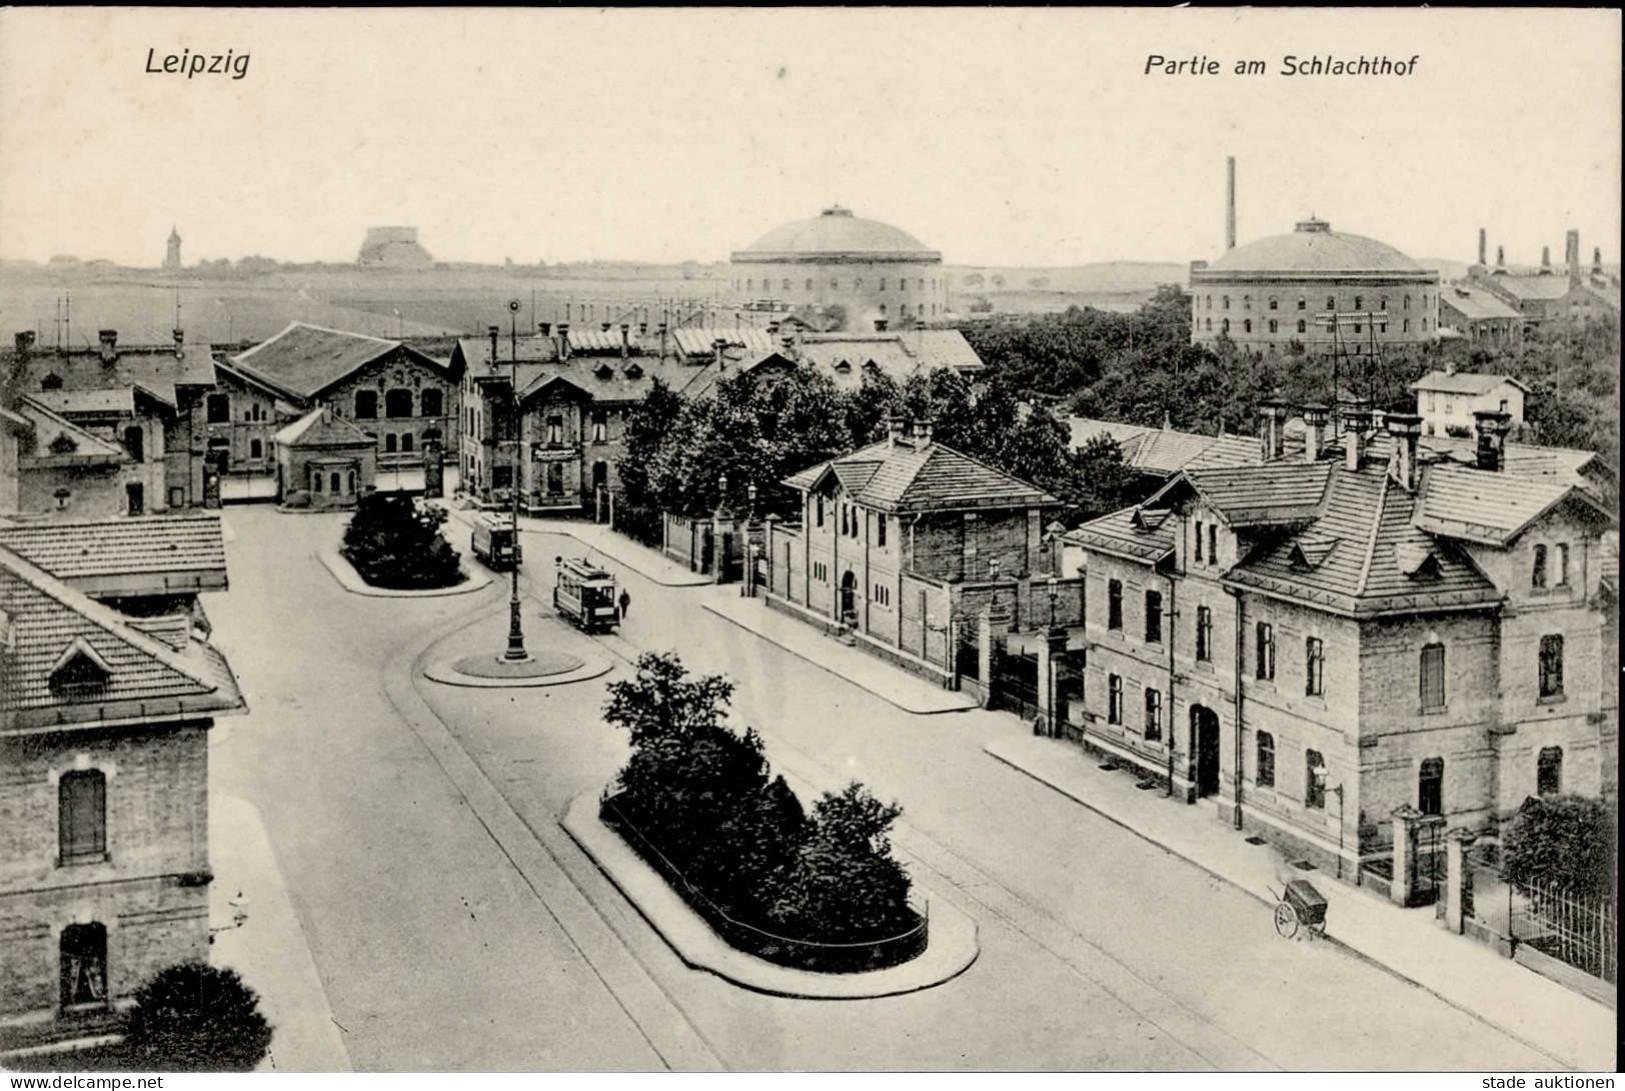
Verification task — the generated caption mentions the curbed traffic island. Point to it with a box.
[562,792,978,1000]
[320,493,491,598]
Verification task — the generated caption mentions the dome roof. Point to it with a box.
[734,206,941,262]
[1205,218,1421,274]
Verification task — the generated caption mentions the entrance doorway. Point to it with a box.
[839,570,856,620]
[1192,705,1221,798]
[59,922,107,1009]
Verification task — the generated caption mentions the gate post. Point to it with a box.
[1035,636,1053,736]
[977,610,993,709]
[1442,827,1478,934]
[1390,805,1421,907]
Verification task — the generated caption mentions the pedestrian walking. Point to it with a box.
[618,588,631,620]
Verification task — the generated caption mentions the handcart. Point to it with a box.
[1267,878,1328,940]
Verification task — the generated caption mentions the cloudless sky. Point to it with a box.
[1,7,1618,268]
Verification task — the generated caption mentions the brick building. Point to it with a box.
[5,329,218,514]
[273,406,377,509]
[2,397,138,519]
[1437,285,1521,350]
[227,323,459,490]
[0,523,243,1035]
[765,419,1067,685]
[1409,367,1527,438]
[1061,403,1615,883]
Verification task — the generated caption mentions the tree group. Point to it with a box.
[340,492,463,589]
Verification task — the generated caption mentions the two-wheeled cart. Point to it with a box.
[1267,878,1328,940]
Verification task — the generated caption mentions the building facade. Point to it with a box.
[1437,284,1521,349]
[730,206,950,330]
[1189,218,1441,357]
[273,407,377,509]
[1409,367,1527,438]
[1061,404,1615,883]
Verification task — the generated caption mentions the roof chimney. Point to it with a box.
[1384,412,1423,491]
[638,321,648,336]
[1258,397,1289,461]
[172,327,184,346]
[1341,400,1373,471]
[1495,245,1505,270]
[1225,156,1237,252]
[875,318,890,332]
[557,323,571,360]
[713,338,726,370]
[1566,229,1580,286]
[1540,245,1551,272]
[766,321,780,336]
[1473,409,1512,472]
[539,321,552,337]
[887,415,905,448]
[98,329,118,364]
[600,321,611,333]
[488,324,499,365]
[620,323,631,359]
[1477,227,1487,267]
[781,335,797,360]
[1300,403,1330,463]
[912,417,934,448]
[14,330,35,357]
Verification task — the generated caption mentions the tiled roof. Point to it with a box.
[1438,287,1521,321]
[1483,274,1573,301]
[1223,461,1502,617]
[1412,462,1607,545]
[1184,434,1265,471]
[274,407,375,448]
[233,322,449,399]
[6,343,217,407]
[32,388,135,416]
[0,544,245,732]
[0,514,227,589]
[1174,462,1333,526]
[1409,369,1528,395]
[1063,506,1176,565]
[13,397,126,463]
[1068,417,1263,475]
[518,355,718,406]
[784,437,1056,514]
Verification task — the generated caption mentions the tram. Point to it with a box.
[553,556,619,632]
[471,514,522,570]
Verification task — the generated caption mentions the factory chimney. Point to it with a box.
[1594,247,1605,277]
[1565,230,1580,286]
[1225,157,1237,252]
[1495,245,1505,271]
[1477,228,1487,267]
[1540,246,1551,273]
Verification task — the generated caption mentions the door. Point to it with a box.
[60,922,107,1009]
[125,483,144,516]
[840,570,856,620]
[1193,706,1221,798]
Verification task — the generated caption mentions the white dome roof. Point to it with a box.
[1206,218,1421,274]
[734,206,940,263]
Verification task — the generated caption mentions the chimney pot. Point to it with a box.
[601,321,611,333]
[620,323,631,358]
[557,323,571,360]
[887,416,904,447]
[874,318,889,332]
[1300,403,1330,462]
[172,327,184,346]
[1473,409,1511,472]
[539,322,552,337]
[1258,397,1289,460]
[98,329,118,363]
[1384,412,1423,491]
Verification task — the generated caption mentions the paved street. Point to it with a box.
[206,506,1557,1070]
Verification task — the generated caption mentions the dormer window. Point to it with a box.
[41,373,63,390]
[625,363,643,379]
[594,363,615,380]
[49,638,113,696]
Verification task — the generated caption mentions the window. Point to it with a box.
[1255,622,1275,680]
[1555,544,1570,587]
[1403,319,1410,333]
[1208,524,1217,564]
[1269,297,1279,311]
[1404,295,1411,310]
[840,505,849,536]
[420,388,443,417]
[1305,750,1326,809]
[1305,637,1324,696]
[206,393,230,423]
[872,583,890,606]
[1108,674,1123,724]
[1194,520,1204,562]
[547,415,563,445]
[1222,295,1230,309]
[491,464,512,489]
[1420,643,1446,710]
[815,494,824,527]
[1532,545,1548,588]
[1243,295,1251,310]
[1418,758,1443,816]
[385,389,414,418]
[1326,296,1336,311]
[1107,579,1123,630]
[877,515,887,547]
[1222,319,1230,334]
[1144,589,1162,644]
[1297,297,1306,311]
[1143,688,1163,741]
[1538,634,1564,698]
[1296,319,1306,334]
[1537,747,1563,795]
[249,438,262,459]
[401,432,414,453]
[60,922,107,1008]
[1256,732,1276,788]
[592,412,607,444]
[312,468,323,492]
[1206,318,1212,331]
[1354,295,1363,311]
[330,471,340,493]
[806,279,814,291]
[830,278,839,289]
[1196,606,1213,662]
[123,426,144,463]
[546,461,565,494]
[1268,319,1278,334]
[1243,319,1252,334]
[59,769,106,863]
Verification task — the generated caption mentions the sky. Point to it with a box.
[1,7,1619,269]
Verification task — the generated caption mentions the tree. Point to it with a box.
[1072,433,1144,521]
[1500,794,1617,899]
[339,492,462,589]
[122,962,273,1072]
[616,377,684,511]
[771,783,912,940]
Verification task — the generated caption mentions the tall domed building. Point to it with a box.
[1189,217,1440,357]
[730,206,948,330]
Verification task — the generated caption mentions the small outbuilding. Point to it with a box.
[274,406,375,510]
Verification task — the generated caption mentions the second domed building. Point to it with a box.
[1189,217,1440,357]
[730,206,950,331]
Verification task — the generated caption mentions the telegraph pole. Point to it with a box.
[504,298,528,661]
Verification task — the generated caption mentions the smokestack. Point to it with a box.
[488,325,499,364]
[1495,245,1505,271]
[620,323,630,359]
[98,329,118,364]
[1258,397,1288,461]
[1300,403,1330,463]
[1566,229,1580,285]
[557,323,571,360]
[874,318,889,332]
[1474,410,1511,472]
[1385,412,1423,491]
[1477,228,1487,267]
[1540,246,1551,272]
[1225,157,1237,252]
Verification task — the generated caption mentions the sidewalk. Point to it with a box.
[209,794,352,1073]
[704,591,978,715]
[985,732,1617,1072]
[439,504,712,588]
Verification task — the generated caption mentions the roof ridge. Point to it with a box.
[0,543,221,696]
[16,395,128,457]
[1353,464,1389,597]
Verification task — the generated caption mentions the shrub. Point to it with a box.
[1501,794,1616,899]
[340,492,462,589]
[122,962,273,1072]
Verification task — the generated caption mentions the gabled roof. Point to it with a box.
[0,514,227,594]
[1438,287,1521,321]
[1068,417,1264,476]
[1,544,244,733]
[32,388,135,417]
[1159,462,1334,527]
[233,322,451,400]
[6,342,217,406]
[1412,462,1614,546]
[1410,369,1529,395]
[1063,505,1176,566]
[784,437,1056,514]
[274,406,375,449]
[13,396,126,463]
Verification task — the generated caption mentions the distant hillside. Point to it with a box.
[947,262,1188,295]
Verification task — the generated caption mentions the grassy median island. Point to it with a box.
[340,492,465,590]
[601,652,925,974]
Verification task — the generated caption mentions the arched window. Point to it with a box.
[1268,297,1279,310]
[1269,319,1278,334]
[1222,295,1230,309]
[1243,295,1251,310]
[1221,319,1230,334]
[1380,295,1388,311]
[401,433,414,453]
[347,470,355,494]
[384,433,397,453]
[1420,643,1445,710]
[1326,296,1336,311]
[41,373,63,390]
[1305,750,1326,809]
[419,389,442,417]
[1256,732,1275,787]
[1531,544,1548,588]
[1539,634,1564,698]
[355,390,378,419]
[1403,319,1410,333]
[1404,295,1412,309]
[1297,297,1306,311]
[330,471,340,493]
[249,438,262,459]
[1297,319,1306,334]
[1206,318,1213,331]
[59,769,106,863]
[60,922,107,1008]
[782,279,791,291]
[1243,319,1252,333]
[1354,295,1363,311]
[1556,544,1570,586]
[1418,757,1444,816]
[385,389,413,418]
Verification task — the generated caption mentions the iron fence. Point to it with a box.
[1510,878,1617,984]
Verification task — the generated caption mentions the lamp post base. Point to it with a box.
[503,597,528,661]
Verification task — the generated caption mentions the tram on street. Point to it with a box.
[471,514,522,570]
[553,556,620,632]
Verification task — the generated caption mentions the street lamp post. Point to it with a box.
[503,299,528,661]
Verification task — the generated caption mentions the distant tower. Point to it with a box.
[164,226,182,270]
